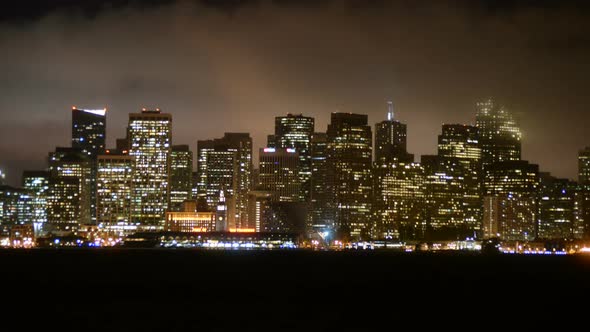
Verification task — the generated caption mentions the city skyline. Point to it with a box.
[2,0,590,185]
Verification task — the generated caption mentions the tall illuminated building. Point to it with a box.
[579,147,590,186]
[576,147,590,238]
[374,162,425,240]
[96,150,134,234]
[326,113,373,240]
[259,148,300,202]
[310,132,329,230]
[483,160,539,241]
[128,108,172,227]
[538,173,577,240]
[375,101,413,163]
[72,107,106,157]
[423,125,482,239]
[169,145,193,211]
[22,171,49,235]
[196,133,252,228]
[475,99,521,168]
[272,114,314,201]
[0,185,33,235]
[47,147,92,233]
[72,107,106,223]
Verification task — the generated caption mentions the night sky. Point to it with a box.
[1,0,589,186]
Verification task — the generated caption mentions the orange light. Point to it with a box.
[228,228,256,233]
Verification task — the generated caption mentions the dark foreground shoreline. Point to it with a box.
[2,249,588,330]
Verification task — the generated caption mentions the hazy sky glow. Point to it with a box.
[1,0,589,185]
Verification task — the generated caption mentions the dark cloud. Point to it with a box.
[1,0,590,186]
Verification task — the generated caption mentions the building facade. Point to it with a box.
[169,145,193,211]
[326,113,373,240]
[272,114,314,201]
[374,101,413,163]
[259,147,301,203]
[47,147,92,233]
[96,150,134,228]
[128,108,172,227]
[310,132,329,230]
[483,160,539,241]
[196,133,252,228]
[475,99,521,168]
[22,171,49,235]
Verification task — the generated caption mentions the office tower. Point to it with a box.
[247,191,272,232]
[259,148,300,202]
[483,160,539,241]
[0,185,34,239]
[423,125,482,239]
[96,150,134,230]
[72,107,107,157]
[165,200,215,232]
[373,162,425,240]
[47,147,92,233]
[375,102,413,163]
[475,98,521,168]
[577,147,590,238]
[72,107,107,223]
[579,147,590,185]
[258,147,307,234]
[22,171,49,235]
[326,113,373,240]
[197,133,252,228]
[272,114,314,201]
[537,173,577,240]
[169,145,193,211]
[310,132,329,230]
[128,108,172,227]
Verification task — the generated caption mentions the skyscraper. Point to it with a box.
[579,147,590,185]
[96,150,134,234]
[72,107,107,224]
[375,101,413,163]
[169,145,193,211]
[259,147,300,202]
[538,173,577,240]
[475,99,521,168]
[197,133,252,228]
[326,113,373,240]
[22,171,49,235]
[72,107,106,158]
[272,114,314,201]
[576,147,590,238]
[310,132,329,230]
[483,160,539,241]
[128,108,172,227]
[47,147,92,233]
[373,162,425,240]
[424,124,482,239]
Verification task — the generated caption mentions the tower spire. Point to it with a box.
[387,101,394,121]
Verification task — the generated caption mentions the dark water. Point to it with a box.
[2,249,588,330]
